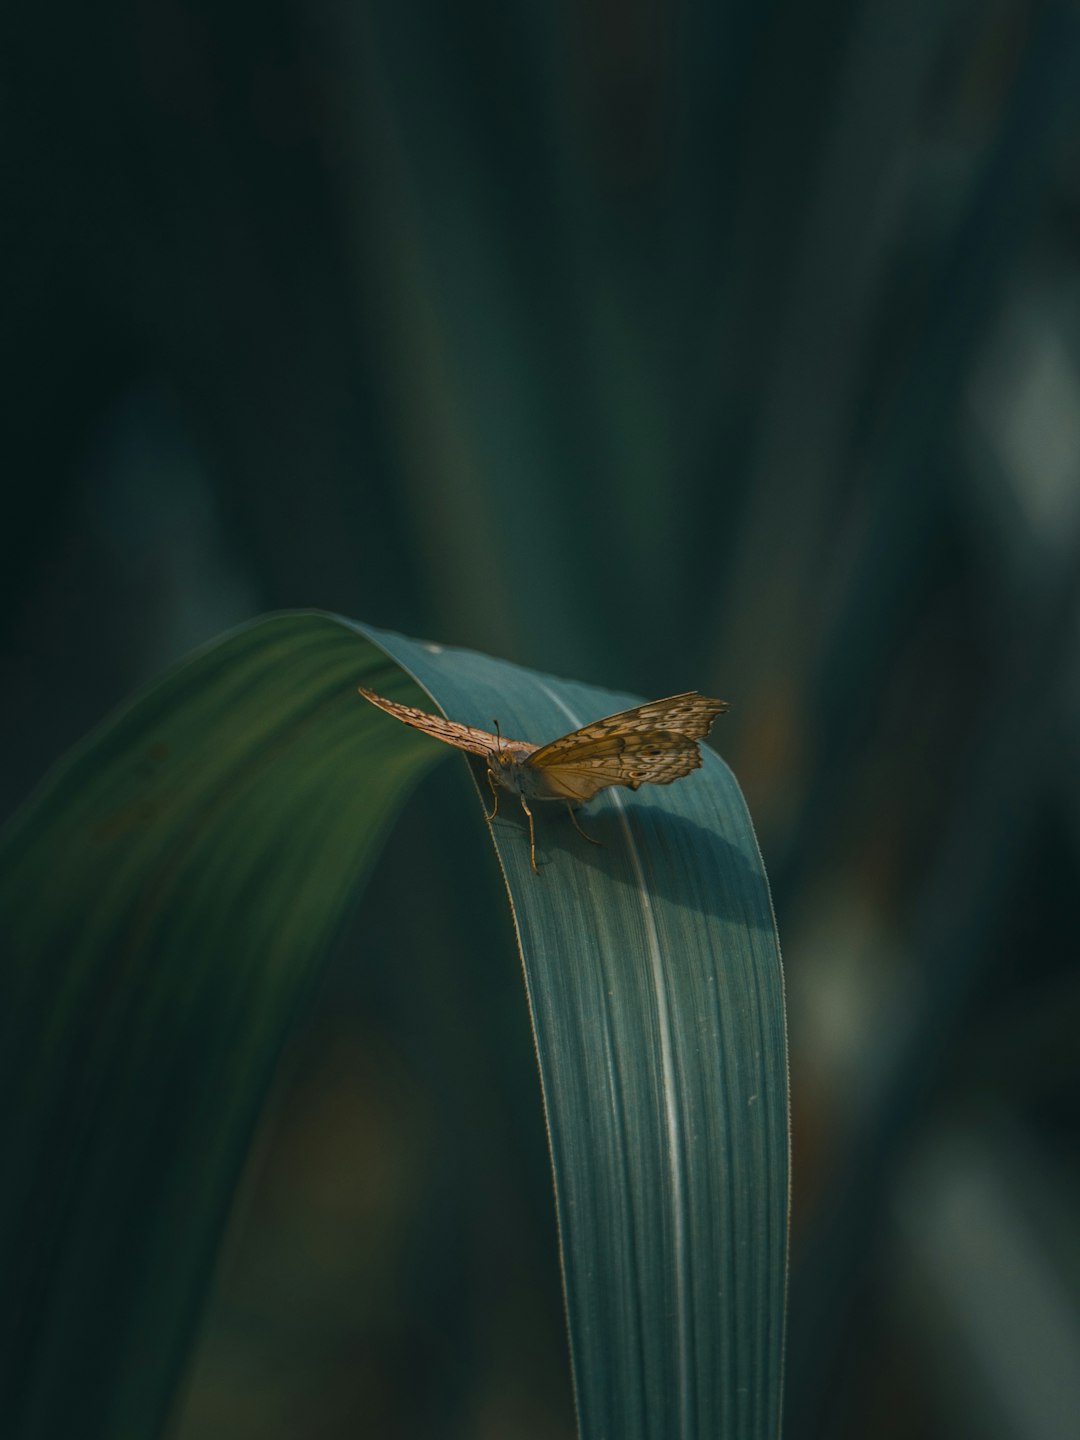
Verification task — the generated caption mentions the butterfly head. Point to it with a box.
[486,716,508,776]
[491,735,515,772]
[486,734,535,795]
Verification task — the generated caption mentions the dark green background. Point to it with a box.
[4,2,1079,1437]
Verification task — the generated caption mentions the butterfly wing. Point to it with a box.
[530,692,729,759]
[526,692,728,803]
[359,687,534,759]
[526,730,703,802]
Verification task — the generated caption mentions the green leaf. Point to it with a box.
[0,611,788,1440]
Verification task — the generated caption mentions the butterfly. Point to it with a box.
[359,686,729,872]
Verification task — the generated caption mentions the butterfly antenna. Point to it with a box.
[493,717,503,757]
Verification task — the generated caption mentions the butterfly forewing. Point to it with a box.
[528,692,728,763]
[528,692,727,763]
[358,687,535,759]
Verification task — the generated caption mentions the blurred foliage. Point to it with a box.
[4,0,1080,1436]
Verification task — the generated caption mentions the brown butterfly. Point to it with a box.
[359,686,729,872]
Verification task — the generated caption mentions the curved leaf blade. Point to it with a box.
[0,615,442,1440]
[360,623,789,1440]
[0,611,788,1440]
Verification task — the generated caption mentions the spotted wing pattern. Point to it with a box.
[358,687,535,759]
[526,692,729,803]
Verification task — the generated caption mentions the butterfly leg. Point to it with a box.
[566,804,603,847]
[518,795,539,873]
[483,767,500,822]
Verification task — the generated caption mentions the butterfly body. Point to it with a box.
[489,745,552,801]
[358,686,729,871]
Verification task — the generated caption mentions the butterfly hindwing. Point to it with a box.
[526,729,703,802]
